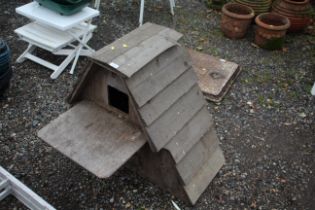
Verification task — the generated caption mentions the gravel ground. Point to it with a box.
[1,0,314,209]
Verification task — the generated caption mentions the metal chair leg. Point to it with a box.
[170,0,175,15]
[139,0,145,26]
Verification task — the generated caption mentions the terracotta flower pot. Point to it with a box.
[272,0,312,32]
[221,3,255,39]
[233,0,272,15]
[255,13,290,50]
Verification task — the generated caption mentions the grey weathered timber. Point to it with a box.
[126,46,181,90]
[38,23,225,206]
[146,85,205,152]
[128,50,192,107]
[38,101,146,178]
[139,69,197,125]
[184,148,225,205]
[126,144,190,203]
[0,166,56,210]
[188,49,240,102]
[176,128,220,185]
[111,34,176,78]
[93,23,165,64]
[67,61,94,104]
[165,106,214,163]
[92,23,182,77]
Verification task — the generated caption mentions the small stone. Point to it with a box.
[125,202,131,208]
[109,197,114,203]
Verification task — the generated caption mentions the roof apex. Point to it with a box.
[91,23,183,78]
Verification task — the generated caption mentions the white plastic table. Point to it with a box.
[15,2,99,79]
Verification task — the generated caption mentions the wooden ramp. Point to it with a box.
[38,101,146,178]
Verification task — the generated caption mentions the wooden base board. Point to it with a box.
[188,49,240,102]
[38,101,146,178]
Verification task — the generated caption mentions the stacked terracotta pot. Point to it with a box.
[233,0,273,15]
[255,13,291,50]
[272,0,313,32]
[221,3,255,39]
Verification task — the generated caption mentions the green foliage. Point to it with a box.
[205,0,230,10]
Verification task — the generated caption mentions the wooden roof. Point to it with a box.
[92,22,182,78]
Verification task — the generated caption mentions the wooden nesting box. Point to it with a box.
[38,23,225,205]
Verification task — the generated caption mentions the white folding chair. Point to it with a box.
[139,0,176,26]
[94,0,101,10]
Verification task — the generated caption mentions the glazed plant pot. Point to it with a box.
[221,3,255,39]
[233,0,272,15]
[0,68,12,96]
[272,0,313,32]
[255,13,290,50]
[0,39,12,96]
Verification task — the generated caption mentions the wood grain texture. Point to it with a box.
[188,49,240,102]
[176,127,220,185]
[128,50,192,107]
[38,101,146,178]
[146,85,205,152]
[111,34,176,78]
[127,144,190,204]
[93,23,164,64]
[126,46,181,90]
[165,106,213,164]
[92,23,182,77]
[138,69,197,126]
[184,147,225,205]
[67,61,94,104]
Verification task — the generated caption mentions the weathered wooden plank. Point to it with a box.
[92,23,164,63]
[127,144,190,204]
[111,34,176,78]
[188,49,240,102]
[165,106,213,164]
[158,27,183,41]
[81,67,109,107]
[38,101,146,178]
[176,127,220,185]
[129,50,192,107]
[126,46,182,90]
[139,69,197,126]
[146,85,205,152]
[184,147,225,205]
[92,23,182,67]
[67,61,94,104]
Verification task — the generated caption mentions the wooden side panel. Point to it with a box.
[146,85,205,152]
[184,148,225,205]
[139,69,197,126]
[111,34,176,78]
[67,61,95,104]
[38,101,146,178]
[82,67,109,106]
[165,107,213,164]
[176,127,220,185]
[127,144,190,204]
[128,52,192,107]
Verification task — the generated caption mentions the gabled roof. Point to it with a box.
[92,22,183,78]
